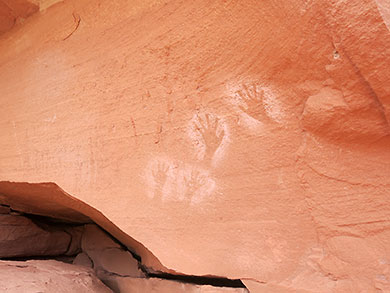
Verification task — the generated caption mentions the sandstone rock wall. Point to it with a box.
[0,260,113,293]
[0,0,389,291]
[0,209,247,292]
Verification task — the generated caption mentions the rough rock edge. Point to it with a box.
[0,181,249,291]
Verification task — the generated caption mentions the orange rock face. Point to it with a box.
[0,0,389,291]
[0,0,39,34]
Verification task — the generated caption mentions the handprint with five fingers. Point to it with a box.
[236,83,268,121]
[195,113,225,161]
[152,161,170,198]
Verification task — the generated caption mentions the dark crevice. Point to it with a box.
[27,212,86,225]
[2,255,76,264]
[0,205,247,290]
[147,272,246,288]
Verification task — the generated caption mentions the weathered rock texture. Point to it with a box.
[0,182,164,270]
[0,212,246,292]
[0,0,389,291]
[0,0,38,35]
[0,214,76,258]
[0,259,113,293]
[0,0,63,35]
[81,224,145,280]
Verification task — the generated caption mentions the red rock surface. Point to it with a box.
[0,213,77,258]
[73,251,93,268]
[0,0,39,34]
[0,0,389,291]
[81,224,145,278]
[0,259,113,292]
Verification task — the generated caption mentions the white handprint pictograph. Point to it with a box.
[183,170,206,198]
[195,113,225,161]
[151,161,170,198]
[146,158,215,204]
[228,82,285,126]
[236,83,268,121]
[182,168,215,204]
[188,112,227,165]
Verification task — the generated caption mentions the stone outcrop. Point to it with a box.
[0,210,247,292]
[80,224,145,280]
[0,209,82,258]
[0,0,63,35]
[0,0,389,291]
[73,251,93,268]
[0,259,113,293]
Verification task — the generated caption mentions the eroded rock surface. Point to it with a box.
[81,224,145,278]
[73,251,93,268]
[0,0,389,291]
[0,213,246,292]
[0,259,112,293]
[0,211,81,258]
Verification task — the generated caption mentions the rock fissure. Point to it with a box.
[146,272,246,288]
[302,160,390,188]
[0,181,248,292]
